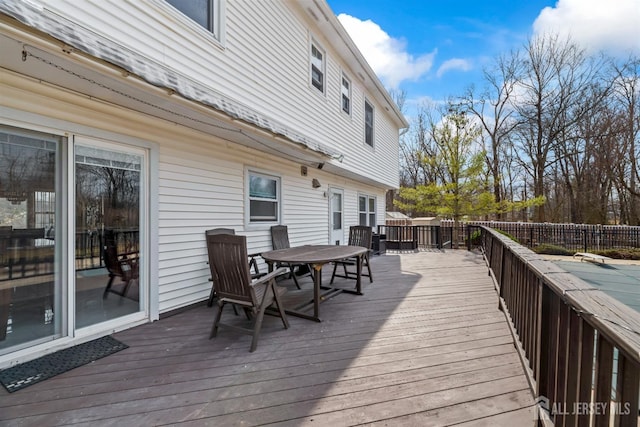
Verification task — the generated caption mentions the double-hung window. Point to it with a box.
[341,74,351,115]
[358,195,376,227]
[248,171,280,223]
[364,99,374,147]
[310,41,325,93]
[166,0,222,40]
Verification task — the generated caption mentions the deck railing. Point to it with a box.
[481,226,640,426]
[449,221,640,252]
[377,224,476,250]
[379,222,640,253]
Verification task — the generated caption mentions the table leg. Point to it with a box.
[312,263,322,321]
[356,254,363,295]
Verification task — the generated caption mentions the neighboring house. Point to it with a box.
[0,0,407,366]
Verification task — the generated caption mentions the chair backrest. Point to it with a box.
[102,229,122,276]
[348,226,373,249]
[206,233,253,305]
[270,225,291,250]
[205,228,235,236]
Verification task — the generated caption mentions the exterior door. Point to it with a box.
[329,187,344,245]
[0,125,63,356]
[74,139,145,330]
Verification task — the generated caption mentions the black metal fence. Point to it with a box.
[378,221,640,252]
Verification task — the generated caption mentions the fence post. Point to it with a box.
[530,227,534,247]
[466,225,471,251]
[583,229,588,253]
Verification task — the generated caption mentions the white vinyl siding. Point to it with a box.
[4,1,401,317]
[32,0,401,188]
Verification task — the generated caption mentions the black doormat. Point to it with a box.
[0,335,128,393]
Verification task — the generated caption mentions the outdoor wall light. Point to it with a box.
[312,178,321,188]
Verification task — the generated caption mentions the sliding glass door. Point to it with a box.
[74,140,144,329]
[0,126,147,358]
[0,125,62,355]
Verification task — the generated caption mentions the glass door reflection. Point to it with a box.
[75,143,142,329]
[0,125,61,355]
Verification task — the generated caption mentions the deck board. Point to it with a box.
[0,250,536,426]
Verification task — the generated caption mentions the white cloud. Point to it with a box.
[533,0,640,55]
[337,13,436,89]
[436,59,472,78]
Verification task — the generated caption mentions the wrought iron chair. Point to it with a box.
[102,229,139,300]
[206,233,289,352]
[330,225,373,284]
[270,225,311,289]
[205,228,264,307]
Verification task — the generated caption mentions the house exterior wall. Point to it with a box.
[31,0,402,189]
[1,71,387,314]
[0,0,404,364]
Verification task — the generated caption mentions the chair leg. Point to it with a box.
[365,255,373,282]
[120,279,134,300]
[210,301,225,339]
[330,262,338,284]
[207,284,215,307]
[103,275,116,298]
[250,300,268,352]
[290,266,301,289]
[272,287,289,330]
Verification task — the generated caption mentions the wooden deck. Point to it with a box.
[0,250,535,426]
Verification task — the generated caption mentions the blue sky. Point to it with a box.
[326,0,640,112]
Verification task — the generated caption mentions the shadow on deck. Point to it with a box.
[0,250,535,426]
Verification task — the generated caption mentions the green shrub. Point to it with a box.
[532,244,573,256]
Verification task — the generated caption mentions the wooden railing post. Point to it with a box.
[617,351,640,427]
[481,225,640,427]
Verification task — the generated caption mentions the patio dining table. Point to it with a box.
[261,244,368,322]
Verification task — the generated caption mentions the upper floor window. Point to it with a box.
[166,0,221,39]
[310,41,325,94]
[364,99,374,147]
[341,74,351,115]
[359,195,376,227]
[247,171,280,223]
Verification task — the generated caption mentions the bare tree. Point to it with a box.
[609,56,640,224]
[462,51,522,220]
[512,34,603,222]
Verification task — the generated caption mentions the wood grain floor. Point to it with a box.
[0,250,536,426]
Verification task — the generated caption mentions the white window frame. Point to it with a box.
[341,73,352,116]
[364,99,375,147]
[246,169,281,225]
[358,194,377,227]
[160,0,225,43]
[310,40,326,94]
